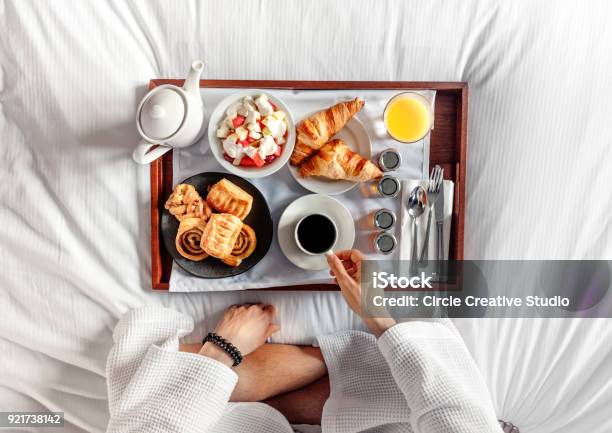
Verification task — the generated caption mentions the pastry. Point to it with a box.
[290,98,365,166]
[175,218,209,261]
[206,178,253,220]
[200,213,243,259]
[221,224,257,267]
[298,139,383,182]
[165,183,212,221]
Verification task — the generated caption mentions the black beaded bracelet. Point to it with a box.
[203,332,243,367]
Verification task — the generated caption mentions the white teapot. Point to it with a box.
[132,60,206,164]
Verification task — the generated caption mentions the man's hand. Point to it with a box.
[326,249,363,313]
[326,249,396,337]
[200,304,280,367]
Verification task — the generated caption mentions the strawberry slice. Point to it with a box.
[232,115,246,128]
[238,139,250,147]
[246,136,256,144]
[257,120,266,129]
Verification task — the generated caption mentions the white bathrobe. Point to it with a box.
[105,307,500,433]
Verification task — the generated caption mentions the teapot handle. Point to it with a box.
[132,140,172,164]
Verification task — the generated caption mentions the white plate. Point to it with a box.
[289,116,372,195]
[278,194,355,271]
[207,90,296,179]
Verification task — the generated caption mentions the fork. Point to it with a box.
[418,165,443,268]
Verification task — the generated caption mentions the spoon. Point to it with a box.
[407,186,427,275]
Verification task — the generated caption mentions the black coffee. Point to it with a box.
[297,214,336,254]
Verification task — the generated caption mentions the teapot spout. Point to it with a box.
[183,60,204,95]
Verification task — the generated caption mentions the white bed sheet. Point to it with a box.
[1,1,611,432]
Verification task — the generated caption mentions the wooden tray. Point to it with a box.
[150,80,468,291]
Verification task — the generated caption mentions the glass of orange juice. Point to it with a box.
[383,92,433,143]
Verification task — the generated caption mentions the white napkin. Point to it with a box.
[400,179,454,261]
[169,88,436,292]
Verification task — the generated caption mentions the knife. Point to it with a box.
[434,176,445,266]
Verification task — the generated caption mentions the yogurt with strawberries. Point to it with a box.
[216,94,288,168]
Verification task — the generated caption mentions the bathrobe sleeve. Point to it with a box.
[105,306,237,433]
[377,320,500,433]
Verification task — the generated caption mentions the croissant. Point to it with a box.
[290,98,365,166]
[175,218,209,261]
[165,184,212,221]
[221,224,257,267]
[298,139,383,182]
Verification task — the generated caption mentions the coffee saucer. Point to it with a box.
[278,194,355,271]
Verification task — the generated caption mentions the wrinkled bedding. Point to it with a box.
[1,1,611,432]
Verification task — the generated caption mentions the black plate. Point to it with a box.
[161,172,273,279]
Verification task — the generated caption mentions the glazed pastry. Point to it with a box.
[165,183,212,221]
[221,224,257,267]
[175,218,209,261]
[200,213,243,259]
[220,255,242,267]
[206,178,253,220]
[290,98,365,166]
[298,139,383,182]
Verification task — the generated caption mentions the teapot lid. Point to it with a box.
[139,88,185,140]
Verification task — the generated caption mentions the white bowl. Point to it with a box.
[207,90,296,178]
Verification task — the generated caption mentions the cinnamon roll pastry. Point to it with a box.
[221,224,257,267]
[206,178,253,220]
[200,213,243,259]
[165,183,212,221]
[175,217,209,261]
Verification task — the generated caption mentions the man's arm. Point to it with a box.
[181,342,327,402]
[377,321,500,433]
[106,307,237,433]
[326,250,500,433]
